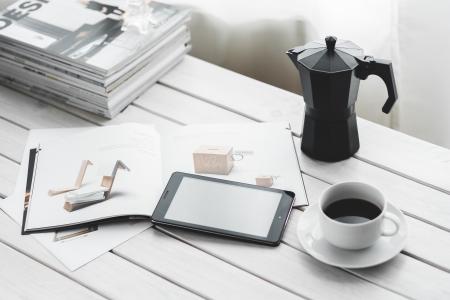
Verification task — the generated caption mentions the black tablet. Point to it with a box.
[151,172,295,246]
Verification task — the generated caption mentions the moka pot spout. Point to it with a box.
[286,47,303,69]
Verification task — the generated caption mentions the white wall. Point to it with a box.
[165,0,450,149]
[395,0,450,148]
[164,0,397,128]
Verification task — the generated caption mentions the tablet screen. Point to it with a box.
[164,177,282,238]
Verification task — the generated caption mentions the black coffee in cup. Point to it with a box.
[324,198,382,224]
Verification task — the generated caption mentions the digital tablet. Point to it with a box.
[151,172,295,246]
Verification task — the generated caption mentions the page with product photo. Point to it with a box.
[162,122,309,207]
[21,124,162,233]
[0,125,156,270]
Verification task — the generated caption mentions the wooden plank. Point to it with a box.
[162,57,450,198]
[0,84,181,137]
[114,80,450,272]
[0,242,105,300]
[0,86,92,129]
[153,74,450,260]
[0,90,306,299]
[118,210,450,299]
[129,82,450,235]
[42,96,181,137]
[159,56,304,133]
[135,83,253,125]
[284,175,450,297]
[33,95,406,297]
[283,210,450,300]
[0,150,444,300]
[152,170,450,299]
[403,217,450,272]
[131,88,450,284]
[3,79,450,298]
[0,168,299,300]
[0,89,406,299]
[156,226,403,300]
[0,210,200,300]
[0,87,449,297]
[357,118,450,194]
[0,155,18,197]
[0,118,28,162]
[8,58,450,216]
[147,78,450,241]
[114,228,303,300]
[2,130,448,296]
[296,136,450,231]
[0,89,304,299]
[300,174,450,272]
[0,90,202,299]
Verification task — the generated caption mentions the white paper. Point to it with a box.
[162,122,308,206]
[0,125,154,271]
[3,193,150,271]
[0,24,56,49]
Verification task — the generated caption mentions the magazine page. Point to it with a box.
[1,127,89,219]
[162,122,309,207]
[0,127,151,271]
[23,123,162,232]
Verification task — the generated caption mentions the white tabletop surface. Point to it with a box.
[0,56,449,300]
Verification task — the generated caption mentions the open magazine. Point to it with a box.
[20,122,308,234]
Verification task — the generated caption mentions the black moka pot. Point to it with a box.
[287,36,398,162]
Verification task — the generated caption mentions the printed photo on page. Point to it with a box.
[21,123,162,234]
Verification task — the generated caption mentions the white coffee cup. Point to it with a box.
[319,182,400,250]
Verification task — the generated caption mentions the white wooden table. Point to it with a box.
[0,56,449,300]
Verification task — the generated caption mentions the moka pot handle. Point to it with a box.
[355,56,398,114]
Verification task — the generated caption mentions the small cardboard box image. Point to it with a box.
[193,145,233,175]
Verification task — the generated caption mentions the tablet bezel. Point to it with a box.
[151,172,295,246]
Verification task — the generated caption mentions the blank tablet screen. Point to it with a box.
[164,176,282,238]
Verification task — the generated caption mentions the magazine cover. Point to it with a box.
[0,0,189,74]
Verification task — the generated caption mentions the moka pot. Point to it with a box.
[287,36,398,162]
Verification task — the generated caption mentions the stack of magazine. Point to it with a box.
[0,0,191,118]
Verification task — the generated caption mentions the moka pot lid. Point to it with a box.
[288,36,364,73]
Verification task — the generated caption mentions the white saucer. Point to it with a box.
[297,203,408,268]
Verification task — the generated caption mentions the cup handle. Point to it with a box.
[381,212,400,236]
